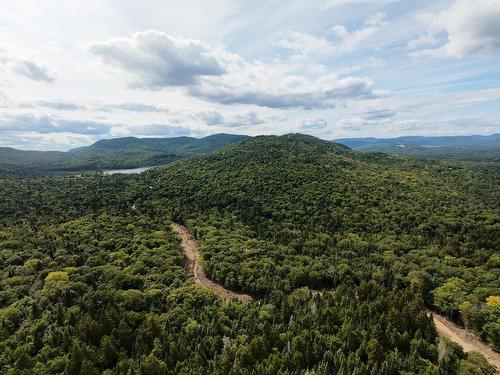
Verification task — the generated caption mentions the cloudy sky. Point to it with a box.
[1,0,499,150]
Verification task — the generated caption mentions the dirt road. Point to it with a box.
[172,223,253,303]
[172,223,498,367]
[431,312,499,370]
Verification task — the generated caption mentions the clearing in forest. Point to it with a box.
[172,223,253,303]
[432,312,499,370]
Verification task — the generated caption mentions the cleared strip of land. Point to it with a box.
[172,223,253,303]
[431,312,499,370]
[173,223,498,369]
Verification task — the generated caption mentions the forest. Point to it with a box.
[0,134,498,374]
[0,134,248,176]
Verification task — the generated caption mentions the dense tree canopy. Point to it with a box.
[0,134,498,374]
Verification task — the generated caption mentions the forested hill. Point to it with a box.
[335,133,500,162]
[0,133,249,175]
[0,147,75,171]
[336,133,500,149]
[70,133,249,155]
[150,133,499,343]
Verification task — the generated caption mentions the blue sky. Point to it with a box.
[0,0,499,150]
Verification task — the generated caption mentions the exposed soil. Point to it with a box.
[431,312,499,371]
[172,223,253,303]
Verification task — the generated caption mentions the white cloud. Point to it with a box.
[90,29,387,109]
[197,110,225,126]
[413,0,500,58]
[329,12,387,53]
[385,88,500,117]
[277,31,332,55]
[12,60,56,82]
[277,13,388,58]
[197,110,266,127]
[300,118,328,130]
[117,123,193,137]
[0,132,98,151]
[362,108,396,120]
[322,0,398,10]
[0,44,57,83]
[0,114,112,135]
[335,57,385,76]
[89,29,227,87]
[17,99,171,113]
[25,100,86,111]
[1,1,496,146]
[191,70,386,109]
[406,33,438,51]
[0,89,9,107]
[94,102,170,113]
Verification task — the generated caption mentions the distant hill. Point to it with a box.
[0,147,76,175]
[0,134,249,175]
[334,134,500,162]
[71,134,249,155]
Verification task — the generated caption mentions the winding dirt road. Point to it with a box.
[431,312,499,371]
[172,223,498,368]
[172,223,253,303]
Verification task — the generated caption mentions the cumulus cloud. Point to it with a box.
[89,29,226,87]
[95,102,169,113]
[13,60,56,83]
[278,13,387,57]
[191,71,386,109]
[27,100,86,111]
[90,29,387,109]
[413,0,500,58]
[17,100,170,113]
[197,110,225,126]
[197,110,265,127]
[0,114,111,135]
[300,118,328,130]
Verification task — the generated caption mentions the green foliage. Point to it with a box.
[151,134,499,348]
[336,133,500,162]
[0,134,249,175]
[0,134,498,374]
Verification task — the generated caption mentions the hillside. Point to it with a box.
[0,134,498,374]
[0,147,76,169]
[72,133,249,155]
[149,134,499,340]
[335,133,500,162]
[0,134,249,175]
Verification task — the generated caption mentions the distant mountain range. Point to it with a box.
[0,134,249,175]
[1,133,499,176]
[334,133,500,162]
[69,133,249,155]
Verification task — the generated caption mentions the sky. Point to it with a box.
[0,0,500,150]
